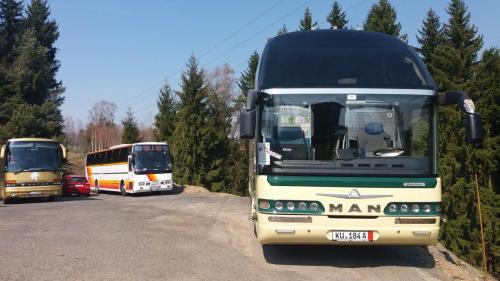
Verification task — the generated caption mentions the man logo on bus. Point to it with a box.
[31,172,40,181]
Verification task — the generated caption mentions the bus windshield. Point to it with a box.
[5,141,61,173]
[133,145,172,174]
[259,93,435,176]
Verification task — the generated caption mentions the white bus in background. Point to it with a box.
[85,142,173,195]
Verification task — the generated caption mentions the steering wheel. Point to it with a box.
[373,147,406,157]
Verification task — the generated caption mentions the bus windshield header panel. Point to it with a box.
[258,30,436,90]
[258,93,435,176]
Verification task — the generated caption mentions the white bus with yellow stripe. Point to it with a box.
[85,142,173,195]
[239,30,482,245]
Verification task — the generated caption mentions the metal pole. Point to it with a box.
[474,172,488,276]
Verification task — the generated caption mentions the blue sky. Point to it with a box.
[49,0,500,125]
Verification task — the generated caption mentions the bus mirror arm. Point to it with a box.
[438,91,483,144]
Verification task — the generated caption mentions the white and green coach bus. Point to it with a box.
[240,30,482,245]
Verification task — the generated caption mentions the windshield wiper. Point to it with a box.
[13,168,32,174]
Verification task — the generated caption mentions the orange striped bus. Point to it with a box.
[85,142,173,196]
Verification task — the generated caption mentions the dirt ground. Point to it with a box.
[0,189,493,281]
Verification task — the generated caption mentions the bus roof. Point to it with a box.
[88,142,168,155]
[7,138,58,143]
[258,29,436,90]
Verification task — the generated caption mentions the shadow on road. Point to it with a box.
[96,184,184,197]
[263,245,435,269]
[4,195,100,205]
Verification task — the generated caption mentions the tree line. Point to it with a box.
[1,0,498,276]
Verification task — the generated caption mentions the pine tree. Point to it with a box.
[416,9,445,65]
[237,51,259,97]
[0,0,64,142]
[154,82,177,143]
[121,107,140,144]
[299,7,317,31]
[327,1,348,29]
[277,24,287,36]
[171,56,208,185]
[470,48,500,275]
[363,0,407,41]
[426,0,495,273]
[0,0,23,64]
[25,0,59,67]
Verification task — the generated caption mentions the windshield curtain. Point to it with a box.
[5,141,61,172]
[258,93,435,176]
[133,145,172,174]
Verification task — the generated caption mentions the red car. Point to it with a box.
[63,175,91,196]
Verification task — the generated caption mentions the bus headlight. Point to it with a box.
[423,204,431,213]
[298,202,307,211]
[388,204,397,213]
[384,202,440,216]
[275,201,283,210]
[258,199,324,214]
[310,202,319,211]
[400,204,408,212]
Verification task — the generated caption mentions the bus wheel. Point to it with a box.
[47,196,55,202]
[3,198,10,204]
[120,182,127,196]
[94,180,99,194]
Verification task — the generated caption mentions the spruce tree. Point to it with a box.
[171,56,208,185]
[426,0,495,273]
[0,0,64,142]
[470,48,500,275]
[416,9,445,65]
[121,107,140,144]
[154,82,177,143]
[237,51,259,97]
[277,24,287,36]
[299,7,317,31]
[363,0,407,41]
[0,0,23,63]
[327,1,348,29]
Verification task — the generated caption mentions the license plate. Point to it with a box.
[330,231,372,242]
[29,191,42,195]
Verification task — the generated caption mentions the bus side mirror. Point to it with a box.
[128,155,134,171]
[240,109,256,139]
[438,91,483,144]
[246,89,258,110]
[0,145,5,158]
[60,144,67,160]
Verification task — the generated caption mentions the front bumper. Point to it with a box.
[4,186,61,199]
[256,212,439,245]
[133,184,173,193]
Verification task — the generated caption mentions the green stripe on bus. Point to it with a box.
[267,176,437,188]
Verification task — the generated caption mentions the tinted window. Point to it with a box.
[259,45,434,89]
[69,177,87,183]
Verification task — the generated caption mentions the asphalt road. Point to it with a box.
[0,189,486,281]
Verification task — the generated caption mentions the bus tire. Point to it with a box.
[120,181,127,196]
[3,198,10,204]
[95,180,100,194]
[47,196,55,202]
